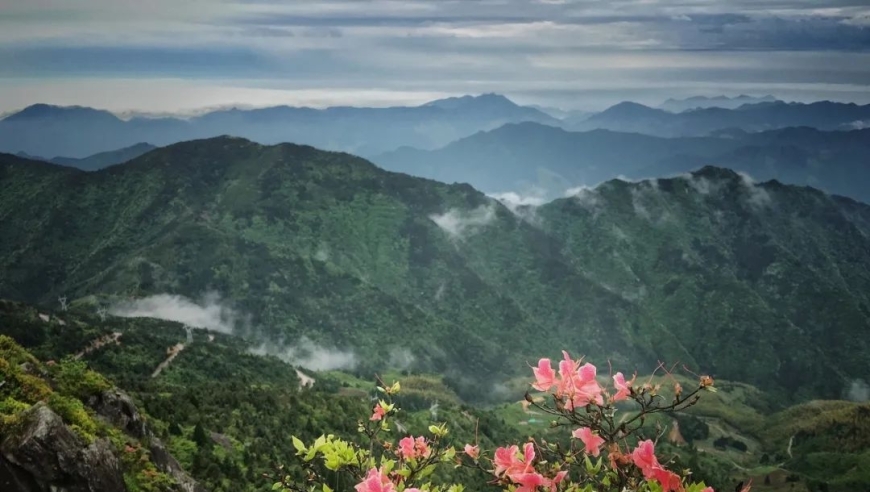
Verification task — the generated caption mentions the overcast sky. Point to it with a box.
[1,0,869,112]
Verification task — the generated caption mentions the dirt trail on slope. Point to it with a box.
[296,369,315,388]
[152,343,186,378]
[75,332,122,359]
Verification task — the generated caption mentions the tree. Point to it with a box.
[193,423,210,448]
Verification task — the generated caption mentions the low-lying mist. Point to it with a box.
[249,336,357,372]
[110,292,359,372]
[109,292,244,334]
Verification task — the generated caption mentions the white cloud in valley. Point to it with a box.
[110,292,244,334]
[249,336,357,371]
[489,190,547,224]
[429,204,497,240]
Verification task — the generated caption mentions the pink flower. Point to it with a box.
[572,427,605,457]
[651,467,683,492]
[370,403,387,421]
[632,440,684,492]
[550,470,568,491]
[397,436,416,460]
[549,352,604,409]
[702,488,715,492]
[611,372,631,402]
[512,472,548,492]
[493,445,520,477]
[493,443,535,479]
[414,436,431,459]
[532,358,557,391]
[631,440,662,475]
[397,436,431,460]
[355,467,394,492]
[464,444,480,460]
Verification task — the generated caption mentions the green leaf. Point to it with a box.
[419,464,437,479]
[292,436,307,454]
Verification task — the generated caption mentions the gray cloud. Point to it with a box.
[0,0,868,111]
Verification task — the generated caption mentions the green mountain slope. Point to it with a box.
[0,140,657,391]
[538,167,870,400]
[0,300,524,492]
[2,139,870,403]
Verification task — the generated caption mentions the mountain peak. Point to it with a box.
[3,104,121,123]
[692,165,743,181]
[422,93,518,110]
[592,101,664,119]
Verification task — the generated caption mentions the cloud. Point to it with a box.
[1,0,870,111]
[429,204,496,240]
[249,336,357,371]
[738,171,773,208]
[679,172,723,196]
[314,245,330,262]
[846,378,869,401]
[109,292,244,334]
[489,190,547,224]
[388,348,416,370]
[565,185,602,212]
[846,119,870,129]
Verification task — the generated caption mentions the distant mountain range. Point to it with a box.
[0,94,559,159]
[17,142,157,171]
[568,100,870,137]
[4,95,870,160]
[658,95,779,112]
[2,138,870,403]
[375,123,870,203]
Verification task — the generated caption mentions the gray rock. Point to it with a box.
[0,403,127,492]
[89,390,206,492]
[88,389,148,439]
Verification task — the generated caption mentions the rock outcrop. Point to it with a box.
[0,403,126,492]
[0,391,206,492]
[88,389,206,492]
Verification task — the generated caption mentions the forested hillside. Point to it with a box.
[1,139,869,405]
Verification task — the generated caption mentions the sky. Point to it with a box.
[1,0,869,113]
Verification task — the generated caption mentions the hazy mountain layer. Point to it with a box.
[658,95,779,113]
[374,124,870,203]
[0,95,558,159]
[568,100,870,137]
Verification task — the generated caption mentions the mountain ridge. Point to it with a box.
[2,137,870,404]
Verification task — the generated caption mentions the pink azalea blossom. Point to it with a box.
[397,436,416,460]
[493,445,520,477]
[414,436,431,459]
[702,487,715,492]
[370,403,387,421]
[550,470,568,491]
[631,440,662,474]
[632,440,684,492]
[397,436,431,460]
[464,444,480,460]
[611,372,631,402]
[546,352,604,410]
[651,467,683,492]
[532,358,557,391]
[493,443,536,479]
[355,467,394,492]
[512,472,548,492]
[572,427,605,457]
